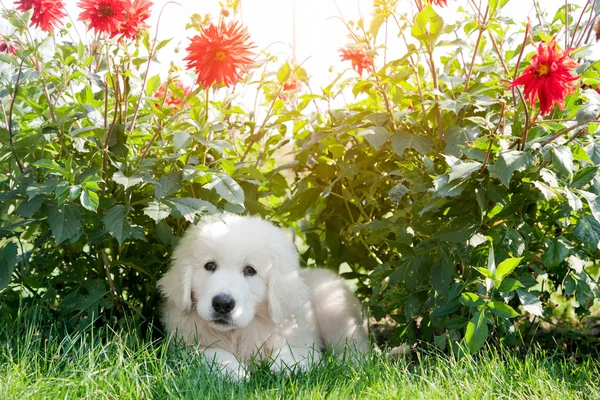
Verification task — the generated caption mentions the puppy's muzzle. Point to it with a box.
[212,293,236,315]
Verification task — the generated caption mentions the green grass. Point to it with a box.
[1,319,599,399]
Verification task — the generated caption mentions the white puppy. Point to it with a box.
[158,214,370,379]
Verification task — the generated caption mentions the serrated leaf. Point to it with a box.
[80,188,99,212]
[173,131,191,150]
[571,166,598,188]
[497,277,524,292]
[431,257,454,298]
[562,189,582,212]
[388,184,408,205]
[495,257,522,283]
[0,243,18,290]
[113,171,144,191]
[578,190,600,223]
[391,130,433,156]
[465,310,488,354]
[277,62,291,84]
[359,127,389,150]
[541,239,568,269]
[167,198,217,223]
[516,288,543,316]
[445,126,479,156]
[16,196,43,218]
[154,171,182,200]
[432,174,468,198]
[145,74,161,97]
[574,215,600,251]
[48,204,83,244]
[143,201,171,224]
[411,4,444,45]
[494,150,535,187]
[206,174,245,206]
[550,145,573,178]
[488,302,520,318]
[103,204,133,245]
[448,161,481,182]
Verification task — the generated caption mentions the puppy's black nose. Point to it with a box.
[212,294,235,314]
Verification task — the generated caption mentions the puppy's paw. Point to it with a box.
[203,348,249,382]
[269,347,317,375]
[217,362,249,382]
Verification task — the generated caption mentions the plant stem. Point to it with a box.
[8,60,24,173]
[464,5,490,93]
[541,118,597,146]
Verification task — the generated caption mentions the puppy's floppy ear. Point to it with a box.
[158,226,198,313]
[268,237,310,325]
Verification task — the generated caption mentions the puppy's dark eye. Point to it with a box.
[204,262,217,272]
[243,265,256,277]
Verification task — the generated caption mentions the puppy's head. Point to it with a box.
[158,214,309,331]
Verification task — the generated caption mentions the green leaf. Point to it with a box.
[103,204,133,245]
[59,280,111,318]
[277,62,291,84]
[432,174,468,198]
[431,299,461,317]
[0,243,18,290]
[145,74,161,97]
[570,166,598,188]
[495,257,523,283]
[431,257,454,298]
[16,196,43,218]
[541,239,568,269]
[516,288,543,316]
[465,310,488,354]
[578,190,600,223]
[154,171,182,200]
[494,150,535,187]
[488,301,520,318]
[574,215,600,251]
[476,267,495,280]
[445,126,479,157]
[206,174,245,206]
[166,198,217,223]
[48,204,83,244]
[388,183,408,205]
[411,4,444,46]
[459,292,484,307]
[113,171,144,190]
[448,161,481,182]
[143,201,171,224]
[359,127,389,150]
[26,180,57,200]
[391,130,433,156]
[550,145,573,178]
[497,277,524,292]
[575,89,600,123]
[80,188,99,212]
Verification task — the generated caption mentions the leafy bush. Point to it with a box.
[1,0,600,354]
[0,2,300,330]
[283,1,600,352]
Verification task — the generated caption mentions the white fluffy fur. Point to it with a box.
[158,214,370,379]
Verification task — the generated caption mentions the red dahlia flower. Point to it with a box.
[339,46,374,76]
[184,21,255,89]
[153,81,191,108]
[16,0,66,33]
[428,0,449,6]
[77,0,128,36]
[14,0,35,12]
[113,0,152,40]
[509,38,580,116]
